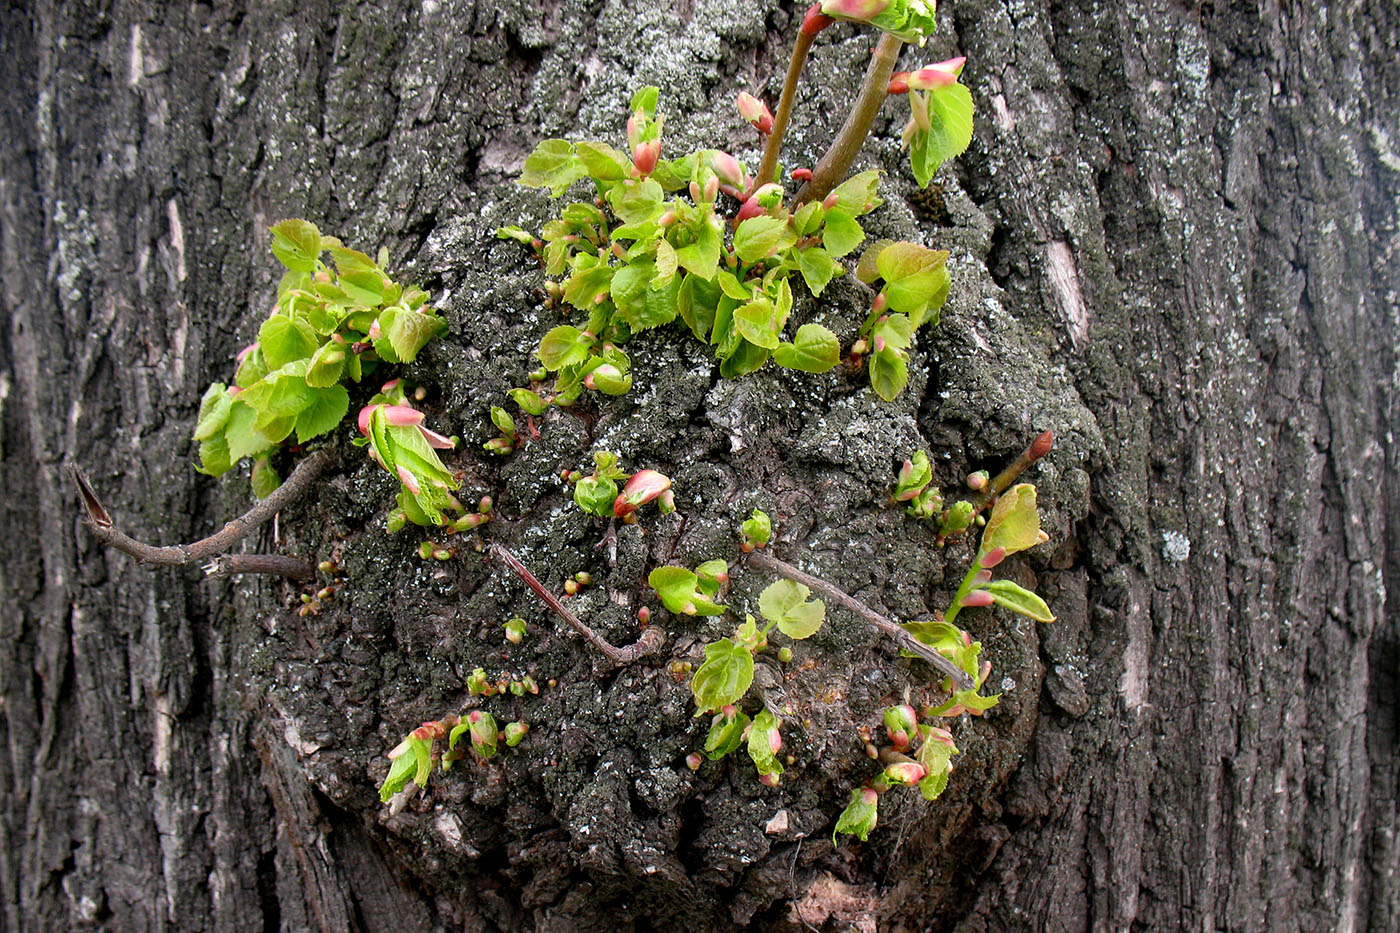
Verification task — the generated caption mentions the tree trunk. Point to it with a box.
[2,1,1395,930]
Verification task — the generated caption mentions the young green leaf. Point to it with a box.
[901,620,965,656]
[649,566,726,616]
[733,215,797,263]
[907,82,974,188]
[980,484,1046,556]
[833,787,879,842]
[250,456,281,499]
[538,325,593,371]
[704,707,750,759]
[868,346,909,400]
[257,316,319,370]
[674,213,721,280]
[821,209,865,259]
[573,475,619,517]
[270,219,323,272]
[378,735,432,803]
[193,383,232,442]
[983,579,1056,622]
[520,139,587,196]
[293,385,350,443]
[758,579,826,640]
[574,141,631,181]
[509,388,548,416]
[796,246,837,296]
[747,709,783,779]
[690,638,755,713]
[772,323,840,373]
[734,299,782,349]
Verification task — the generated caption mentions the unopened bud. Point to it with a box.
[791,167,812,182]
[417,541,435,559]
[574,571,592,585]
[431,546,452,561]
[686,753,703,771]
[966,470,989,491]
[777,646,793,663]
[504,618,527,644]
[850,338,868,356]
[822,192,840,210]
[703,174,719,202]
[657,488,676,514]
[504,721,530,747]
[736,92,774,134]
[759,772,780,787]
[709,151,745,189]
[872,292,888,314]
[962,589,995,608]
[317,560,337,573]
[632,139,661,176]
[979,545,1007,568]
[563,579,579,596]
[637,606,651,624]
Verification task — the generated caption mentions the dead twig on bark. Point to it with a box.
[746,550,975,691]
[68,449,336,579]
[489,543,663,666]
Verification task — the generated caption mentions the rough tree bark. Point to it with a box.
[2,1,1395,931]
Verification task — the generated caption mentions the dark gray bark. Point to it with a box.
[1,1,1395,931]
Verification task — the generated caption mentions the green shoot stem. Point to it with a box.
[968,430,1054,517]
[942,560,983,627]
[754,29,818,196]
[795,32,904,206]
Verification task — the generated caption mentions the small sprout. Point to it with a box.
[777,646,793,663]
[466,668,496,697]
[504,721,530,747]
[613,470,672,518]
[563,579,579,596]
[417,541,435,560]
[736,92,774,134]
[431,546,453,561]
[478,496,493,515]
[739,508,772,552]
[317,560,337,573]
[882,759,927,786]
[966,469,990,491]
[833,787,880,843]
[637,606,652,624]
[504,618,527,644]
[466,710,498,760]
[509,679,527,697]
[686,752,704,771]
[574,571,592,585]
[883,705,919,750]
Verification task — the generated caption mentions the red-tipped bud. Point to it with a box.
[973,569,993,585]
[709,151,745,189]
[736,92,774,134]
[1030,430,1054,460]
[237,342,259,364]
[736,197,766,223]
[658,210,677,226]
[822,192,840,209]
[703,174,719,202]
[396,465,421,495]
[963,589,995,608]
[903,57,967,91]
[563,579,579,596]
[632,138,661,177]
[873,336,887,353]
[637,606,651,624]
[381,405,424,427]
[613,469,672,517]
[966,469,989,491]
[367,319,382,340]
[872,292,888,314]
[357,404,379,436]
[801,2,835,35]
[883,705,920,748]
[979,546,1007,569]
[657,488,676,515]
[689,180,703,202]
[759,771,780,787]
[686,753,703,771]
[790,167,812,182]
[626,111,644,151]
[885,761,927,785]
[888,74,910,95]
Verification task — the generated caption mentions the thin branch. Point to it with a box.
[203,554,315,581]
[794,32,904,206]
[746,549,975,690]
[969,430,1054,515]
[753,28,817,195]
[69,448,337,571]
[488,543,663,667]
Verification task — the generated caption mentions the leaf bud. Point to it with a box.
[613,469,672,517]
[883,760,927,785]
[962,589,995,608]
[431,546,453,561]
[736,92,774,134]
[504,618,527,644]
[777,646,793,663]
[504,721,530,747]
[563,579,579,596]
[708,151,745,189]
[417,541,435,560]
[657,488,676,514]
[759,772,780,787]
[386,508,408,534]
[791,167,813,182]
[637,606,651,624]
[883,705,920,749]
[686,752,703,771]
[833,787,880,842]
[966,469,990,491]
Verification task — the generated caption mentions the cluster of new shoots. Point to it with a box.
[500,0,974,403]
[566,450,675,521]
[193,220,447,497]
[378,711,530,806]
[833,703,958,841]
